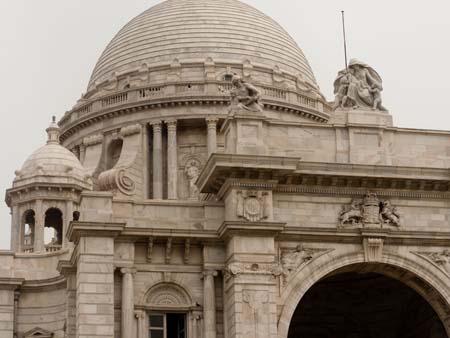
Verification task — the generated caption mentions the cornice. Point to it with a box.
[218,221,285,240]
[278,226,450,246]
[198,154,450,198]
[67,221,125,244]
[20,275,66,292]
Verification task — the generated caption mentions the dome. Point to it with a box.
[13,119,91,189]
[88,0,317,89]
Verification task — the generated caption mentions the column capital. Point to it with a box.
[134,310,145,319]
[203,269,218,278]
[150,120,162,130]
[206,117,219,126]
[165,119,178,129]
[120,267,137,275]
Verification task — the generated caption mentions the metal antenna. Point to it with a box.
[341,11,349,71]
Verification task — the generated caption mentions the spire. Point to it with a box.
[46,116,60,144]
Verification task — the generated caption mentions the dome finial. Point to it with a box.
[46,116,60,144]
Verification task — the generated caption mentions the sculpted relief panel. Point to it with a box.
[338,192,400,228]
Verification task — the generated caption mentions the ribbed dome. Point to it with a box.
[13,120,90,189]
[88,0,317,88]
[20,144,85,177]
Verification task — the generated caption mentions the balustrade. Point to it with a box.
[60,81,324,129]
[101,92,128,108]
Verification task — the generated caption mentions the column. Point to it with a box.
[206,118,218,157]
[135,310,146,338]
[64,200,74,248]
[166,120,178,200]
[203,270,218,338]
[151,121,163,199]
[34,199,45,253]
[121,268,135,338]
[13,291,19,338]
[10,205,19,252]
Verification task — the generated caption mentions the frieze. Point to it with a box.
[338,192,400,228]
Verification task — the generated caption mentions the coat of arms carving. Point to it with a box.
[236,190,270,222]
[338,192,400,228]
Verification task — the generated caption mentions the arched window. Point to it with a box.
[22,210,35,253]
[44,208,63,251]
[106,139,123,170]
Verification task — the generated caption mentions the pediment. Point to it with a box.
[23,327,53,338]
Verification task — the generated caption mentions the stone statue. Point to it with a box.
[339,200,363,226]
[185,160,201,199]
[380,200,401,226]
[333,59,387,111]
[230,75,263,112]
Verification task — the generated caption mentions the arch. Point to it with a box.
[22,209,35,252]
[141,282,194,308]
[278,250,450,338]
[44,208,63,247]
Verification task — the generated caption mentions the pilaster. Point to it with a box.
[69,222,124,338]
[166,120,178,200]
[206,117,218,157]
[151,121,163,199]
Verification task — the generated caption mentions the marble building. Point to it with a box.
[1,0,450,337]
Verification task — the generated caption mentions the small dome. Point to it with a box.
[88,0,317,88]
[13,118,90,189]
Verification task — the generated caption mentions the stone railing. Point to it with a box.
[60,81,327,128]
[45,244,62,253]
[23,245,34,254]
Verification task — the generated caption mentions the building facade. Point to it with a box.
[1,0,450,337]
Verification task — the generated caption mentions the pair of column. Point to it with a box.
[151,120,178,200]
[151,118,218,200]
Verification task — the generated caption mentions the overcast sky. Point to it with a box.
[0,0,449,249]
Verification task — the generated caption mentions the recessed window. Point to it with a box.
[224,74,233,82]
[106,139,123,170]
[149,313,186,338]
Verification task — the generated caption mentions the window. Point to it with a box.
[149,313,186,338]
[22,210,35,252]
[44,208,63,250]
[106,139,123,170]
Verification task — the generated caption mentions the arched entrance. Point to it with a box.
[288,266,447,338]
[277,254,450,338]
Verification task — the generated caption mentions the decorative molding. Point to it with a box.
[82,133,104,147]
[97,169,136,195]
[147,237,154,263]
[145,283,192,307]
[120,123,142,137]
[363,237,384,262]
[225,262,283,279]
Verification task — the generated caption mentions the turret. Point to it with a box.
[5,118,92,253]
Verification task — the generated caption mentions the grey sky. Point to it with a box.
[0,0,449,249]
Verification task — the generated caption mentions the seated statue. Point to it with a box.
[333,59,387,111]
[230,75,263,112]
